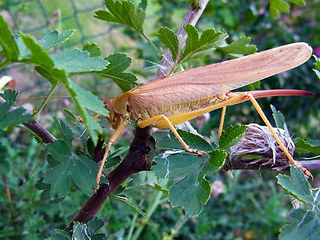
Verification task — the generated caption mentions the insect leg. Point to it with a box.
[96,120,128,187]
[139,115,205,155]
[247,94,312,179]
[218,106,227,139]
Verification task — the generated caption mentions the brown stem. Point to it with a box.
[156,0,209,78]
[67,126,152,227]
[0,96,56,143]
[225,158,320,173]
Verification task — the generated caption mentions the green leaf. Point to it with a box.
[271,105,289,136]
[95,0,145,34]
[12,30,74,59]
[294,137,320,155]
[178,130,214,152]
[277,166,313,204]
[0,136,10,175]
[218,36,257,58]
[154,129,213,152]
[44,140,98,197]
[0,90,33,129]
[83,42,101,57]
[270,0,290,19]
[157,27,179,61]
[52,49,108,74]
[100,53,137,92]
[219,124,247,149]
[279,209,320,240]
[87,218,104,235]
[314,69,320,80]
[72,222,91,240]
[180,24,226,64]
[38,30,75,50]
[0,14,19,61]
[287,0,305,5]
[313,55,320,80]
[314,55,320,70]
[66,80,108,144]
[18,32,66,86]
[186,0,201,8]
[138,0,147,10]
[13,36,108,144]
[51,229,71,240]
[53,116,73,145]
[153,149,227,216]
[20,32,55,70]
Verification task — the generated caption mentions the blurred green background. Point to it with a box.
[0,0,319,239]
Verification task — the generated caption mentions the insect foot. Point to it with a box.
[299,166,313,180]
[186,148,206,156]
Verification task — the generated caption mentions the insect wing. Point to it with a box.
[130,42,312,110]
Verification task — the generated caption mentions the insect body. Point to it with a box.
[97,42,313,185]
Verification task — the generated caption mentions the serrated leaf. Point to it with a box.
[72,222,91,240]
[83,42,101,57]
[180,24,226,64]
[218,36,257,58]
[53,117,73,145]
[200,149,227,176]
[313,55,320,80]
[12,30,74,59]
[314,69,320,80]
[247,81,261,91]
[294,137,320,155]
[219,124,247,149]
[100,53,137,92]
[38,30,75,50]
[270,0,290,19]
[44,140,98,197]
[0,90,33,129]
[17,32,65,86]
[87,218,104,235]
[157,27,179,61]
[52,49,108,74]
[179,130,214,152]
[186,0,201,8]
[154,129,213,152]
[279,209,320,240]
[153,149,226,216]
[169,174,207,215]
[314,55,320,70]
[66,80,108,144]
[20,32,55,70]
[277,166,313,204]
[271,105,289,136]
[95,0,145,34]
[51,229,71,240]
[0,14,19,61]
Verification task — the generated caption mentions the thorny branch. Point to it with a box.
[67,126,152,227]
[0,96,56,143]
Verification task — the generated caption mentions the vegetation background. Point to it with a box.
[0,0,319,239]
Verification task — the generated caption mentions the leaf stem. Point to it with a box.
[0,59,11,71]
[131,190,165,240]
[141,32,162,56]
[33,84,58,119]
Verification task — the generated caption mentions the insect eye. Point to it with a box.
[104,104,109,109]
